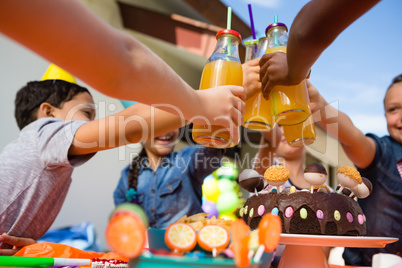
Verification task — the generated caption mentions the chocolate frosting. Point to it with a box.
[239,169,265,192]
[241,192,366,236]
[361,177,373,194]
[239,176,265,192]
[336,185,353,196]
[304,162,327,175]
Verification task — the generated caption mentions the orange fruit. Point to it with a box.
[105,214,146,258]
[230,219,250,268]
[164,222,197,253]
[258,213,282,252]
[110,203,149,228]
[197,224,230,252]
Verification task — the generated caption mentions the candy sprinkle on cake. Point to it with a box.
[263,165,290,183]
[337,166,362,184]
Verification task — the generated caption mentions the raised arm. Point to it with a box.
[0,0,245,130]
[69,103,186,155]
[260,0,380,95]
[307,80,376,169]
[287,0,380,84]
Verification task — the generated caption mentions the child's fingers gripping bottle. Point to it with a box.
[192,29,243,148]
[265,23,312,126]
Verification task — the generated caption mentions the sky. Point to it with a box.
[221,0,402,137]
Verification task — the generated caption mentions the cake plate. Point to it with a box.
[278,234,398,268]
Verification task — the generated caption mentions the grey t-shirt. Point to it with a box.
[0,118,94,241]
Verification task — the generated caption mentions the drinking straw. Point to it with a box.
[248,4,258,53]
[0,256,91,267]
[227,7,232,30]
[227,7,232,56]
[273,14,280,46]
[248,4,256,39]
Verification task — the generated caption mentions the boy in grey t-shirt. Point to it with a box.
[0,77,186,251]
[0,80,96,246]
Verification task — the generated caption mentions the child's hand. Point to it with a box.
[242,58,261,100]
[193,85,246,143]
[306,80,325,114]
[259,52,292,99]
[0,233,36,256]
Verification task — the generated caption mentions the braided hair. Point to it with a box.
[126,147,148,203]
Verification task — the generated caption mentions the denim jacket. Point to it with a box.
[113,146,224,228]
[344,134,402,266]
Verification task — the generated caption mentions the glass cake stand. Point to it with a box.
[278,234,398,268]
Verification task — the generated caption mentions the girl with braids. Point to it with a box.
[113,129,224,228]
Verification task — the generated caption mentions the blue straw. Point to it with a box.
[273,15,279,46]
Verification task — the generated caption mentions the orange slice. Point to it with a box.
[164,222,197,253]
[197,224,230,252]
[230,219,250,268]
[105,214,146,258]
[258,213,282,252]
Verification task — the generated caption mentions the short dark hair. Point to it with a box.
[14,80,91,130]
[384,74,402,109]
[389,74,402,88]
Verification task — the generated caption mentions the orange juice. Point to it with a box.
[242,38,273,131]
[243,92,273,131]
[283,115,316,147]
[192,60,243,148]
[266,46,311,126]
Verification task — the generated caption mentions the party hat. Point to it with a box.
[41,63,76,84]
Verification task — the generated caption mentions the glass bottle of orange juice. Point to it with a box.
[243,39,259,62]
[265,23,312,126]
[283,115,316,147]
[243,37,274,131]
[192,29,243,148]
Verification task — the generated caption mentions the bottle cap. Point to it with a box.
[217,29,242,42]
[243,39,259,46]
[265,23,288,35]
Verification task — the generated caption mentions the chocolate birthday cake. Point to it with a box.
[240,191,366,236]
[238,164,372,236]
